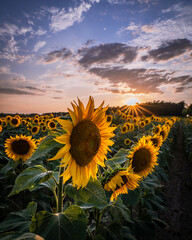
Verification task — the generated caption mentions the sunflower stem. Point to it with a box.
[95,209,101,232]
[53,189,58,210]
[57,167,64,213]
[52,175,59,186]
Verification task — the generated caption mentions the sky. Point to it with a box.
[0,0,192,114]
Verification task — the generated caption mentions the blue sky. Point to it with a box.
[0,0,192,113]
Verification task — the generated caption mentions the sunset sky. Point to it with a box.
[0,0,192,114]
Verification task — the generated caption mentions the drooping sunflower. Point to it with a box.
[4,135,36,161]
[48,96,116,189]
[10,117,20,127]
[153,124,161,135]
[103,167,141,202]
[159,125,169,141]
[146,135,163,149]
[128,136,158,178]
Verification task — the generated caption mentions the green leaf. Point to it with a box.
[0,159,20,176]
[8,165,53,196]
[30,205,87,240]
[65,179,107,209]
[105,148,129,168]
[0,201,37,234]
[26,133,63,163]
[110,198,132,223]
[0,232,44,240]
[40,171,59,192]
[121,188,140,207]
[94,234,105,240]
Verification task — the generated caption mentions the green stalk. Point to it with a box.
[57,167,64,213]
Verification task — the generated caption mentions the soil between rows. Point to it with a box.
[156,123,192,240]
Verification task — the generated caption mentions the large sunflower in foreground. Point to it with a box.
[128,136,158,178]
[103,167,141,202]
[48,96,116,189]
[5,135,36,161]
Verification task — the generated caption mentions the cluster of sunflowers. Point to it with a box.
[1,96,179,203]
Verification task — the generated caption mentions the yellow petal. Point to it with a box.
[57,119,73,133]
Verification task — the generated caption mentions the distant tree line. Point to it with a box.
[0,101,191,117]
[108,101,191,117]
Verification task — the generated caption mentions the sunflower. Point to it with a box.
[159,125,168,141]
[2,120,8,127]
[31,125,40,135]
[121,125,127,134]
[0,126,2,133]
[33,118,39,125]
[21,120,27,125]
[139,121,145,128]
[4,135,36,161]
[106,115,113,123]
[146,135,163,149]
[48,96,116,189]
[128,136,158,178]
[10,117,20,127]
[48,121,57,130]
[103,167,141,201]
[41,125,47,132]
[124,138,131,146]
[5,115,12,122]
[153,124,161,135]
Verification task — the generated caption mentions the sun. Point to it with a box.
[126,97,140,106]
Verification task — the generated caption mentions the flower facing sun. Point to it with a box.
[128,136,158,178]
[103,167,141,201]
[5,135,36,161]
[48,96,116,189]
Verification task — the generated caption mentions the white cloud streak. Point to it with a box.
[49,2,92,32]
[33,41,46,52]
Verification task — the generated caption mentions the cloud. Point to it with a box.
[24,86,47,92]
[175,86,185,93]
[142,39,192,62]
[33,41,46,52]
[0,88,37,95]
[78,43,138,67]
[42,48,73,64]
[49,2,92,32]
[0,23,35,62]
[120,3,192,49]
[89,67,166,94]
[89,66,192,94]
[35,27,47,36]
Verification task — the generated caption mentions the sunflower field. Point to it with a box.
[0,96,191,240]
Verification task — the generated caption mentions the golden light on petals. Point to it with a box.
[104,168,141,202]
[4,135,36,162]
[49,96,116,189]
[128,136,158,178]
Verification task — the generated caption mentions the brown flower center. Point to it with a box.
[69,120,101,166]
[150,138,158,147]
[12,140,30,155]
[50,122,55,128]
[12,118,18,125]
[32,126,38,133]
[132,148,151,173]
